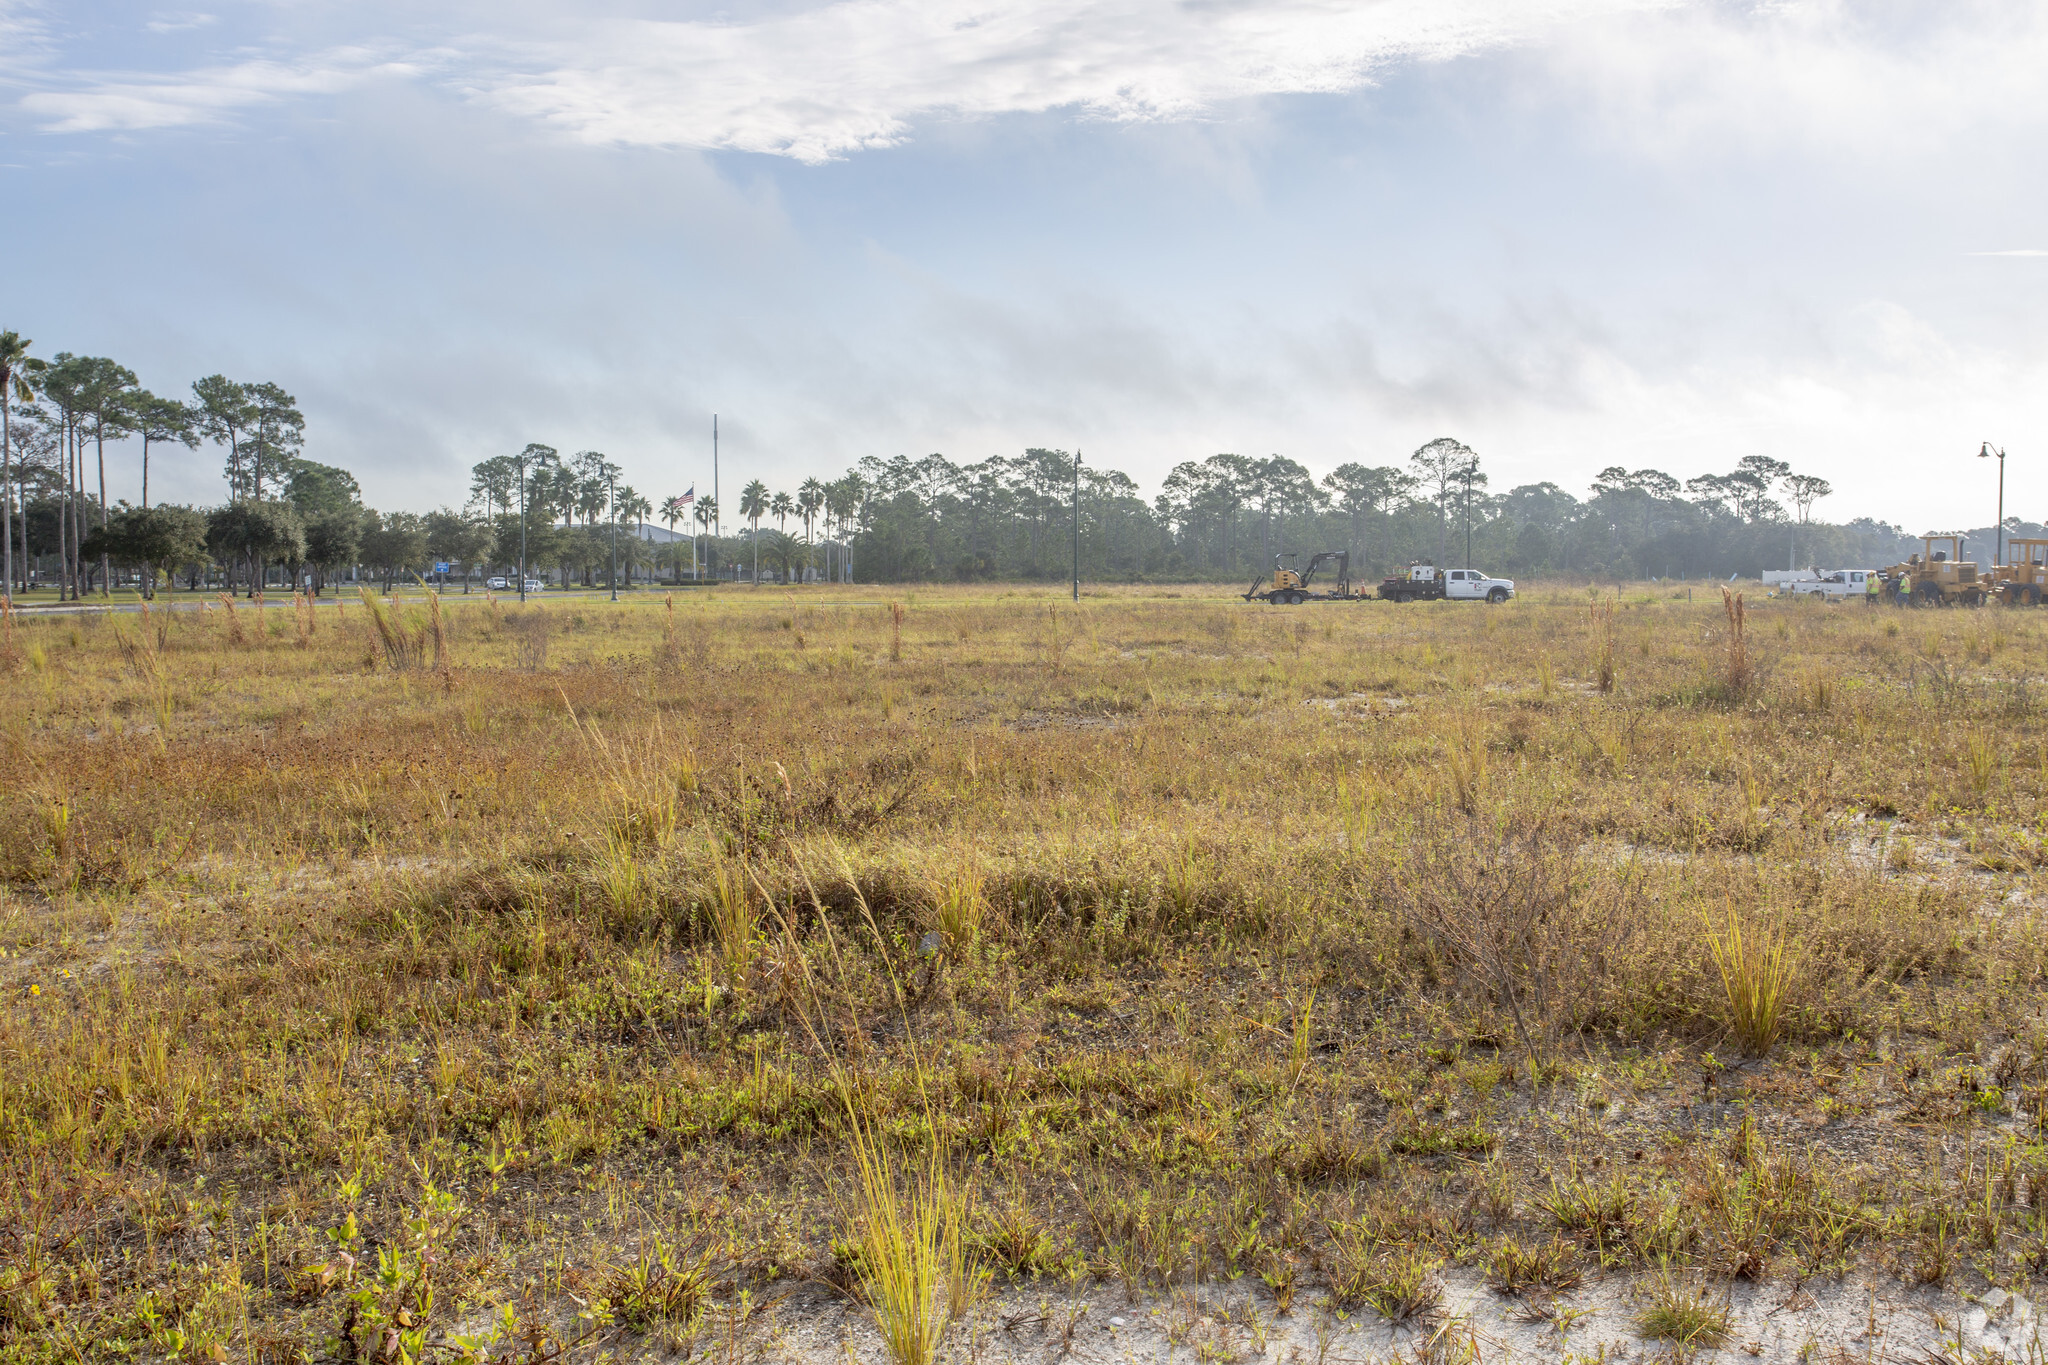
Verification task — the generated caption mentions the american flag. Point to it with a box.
[678,485,695,504]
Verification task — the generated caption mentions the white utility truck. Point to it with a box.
[1794,569,1878,602]
[1376,563,1516,604]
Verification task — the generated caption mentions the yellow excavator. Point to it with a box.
[1886,535,1984,606]
[1243,551,1363,605]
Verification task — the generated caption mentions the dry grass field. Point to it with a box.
[3,582,2048,1363]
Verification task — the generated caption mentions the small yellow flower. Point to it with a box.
[28,984,39,996]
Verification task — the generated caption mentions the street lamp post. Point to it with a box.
[1072,449,1082,603]
[1980,442,2007,566]
[608,468,619,602]
[517,447,528,604]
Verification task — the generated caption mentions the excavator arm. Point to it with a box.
[1299,551,1351,596]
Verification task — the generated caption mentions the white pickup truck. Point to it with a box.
[1376,563,1516,604]
[1792,569,1878,603]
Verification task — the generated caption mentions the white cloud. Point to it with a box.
[145,12,218,35]
[21,49,423,132]
[1538,0,2048,164]
[22,0,2042,169]
[474,0,1674,161]
[15,0,1672,151]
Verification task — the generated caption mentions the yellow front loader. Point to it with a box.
[1991,538,2048,606]
[1887,535,1983,606]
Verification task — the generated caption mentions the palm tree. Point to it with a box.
[621,490,653,583]
[759,529,801,584]
[739,478,769,584]
[825,474,864,585]
[693,496,719,578]
[770,490,793,533]
[0,333,48,601]
[573,460,609,526]
[660,494,690,582]
[797,478,824,583]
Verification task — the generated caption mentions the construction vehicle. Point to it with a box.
[1242,551,1367,605]
[1885,535,1983,606]
[1376,562,1516,604]
[1990,539,2048,605]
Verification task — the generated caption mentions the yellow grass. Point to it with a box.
[1705,906,1792,1057]
[0,580,2042,1360]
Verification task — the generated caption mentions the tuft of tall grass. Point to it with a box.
[1705,906,1791,1057]
[1335,772,1379,846]
[1325,1229,1441,1322]
[658,592,682,669]
[705,849,759,984]
[597,832,649,922]
[929,853,986,948]
[359,587,428,670]
[1721,587,1752,698]
[1965,730,1998,797]
[1445,723,1489,814]
[1636,1268,1730,1347]
[1286,988,1316,1092]
[427,588,450,680]
[1161,836,1205,921]
[1484,1236,1582,1296]
[1588,599,1616,694]
[599,1233,712,1334]
[215,592,245,646]
[839,1114,978,1365]
[573,711,682,848]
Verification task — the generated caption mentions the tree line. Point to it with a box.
[834,444,1934,584]
[0,335,694,597]
[2,329,1959,597]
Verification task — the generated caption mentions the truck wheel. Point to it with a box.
[1916,583,1941,606]
[1487,587,1508,604]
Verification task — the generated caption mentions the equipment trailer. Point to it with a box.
[1243,551,1368,605]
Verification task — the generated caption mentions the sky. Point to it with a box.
[2,0,2044,529]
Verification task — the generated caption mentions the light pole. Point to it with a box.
[1458,457,1479,569]
[1980,442,2007,566]
[1072,449,1082,603]
[517,447,528,603]
[608,468,619,602]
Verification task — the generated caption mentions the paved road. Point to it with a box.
[3,588,719,616]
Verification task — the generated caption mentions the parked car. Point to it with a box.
[485,576,510,591]
[522,579,545,594]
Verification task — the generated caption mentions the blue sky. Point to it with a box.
[3,0,2044,529]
